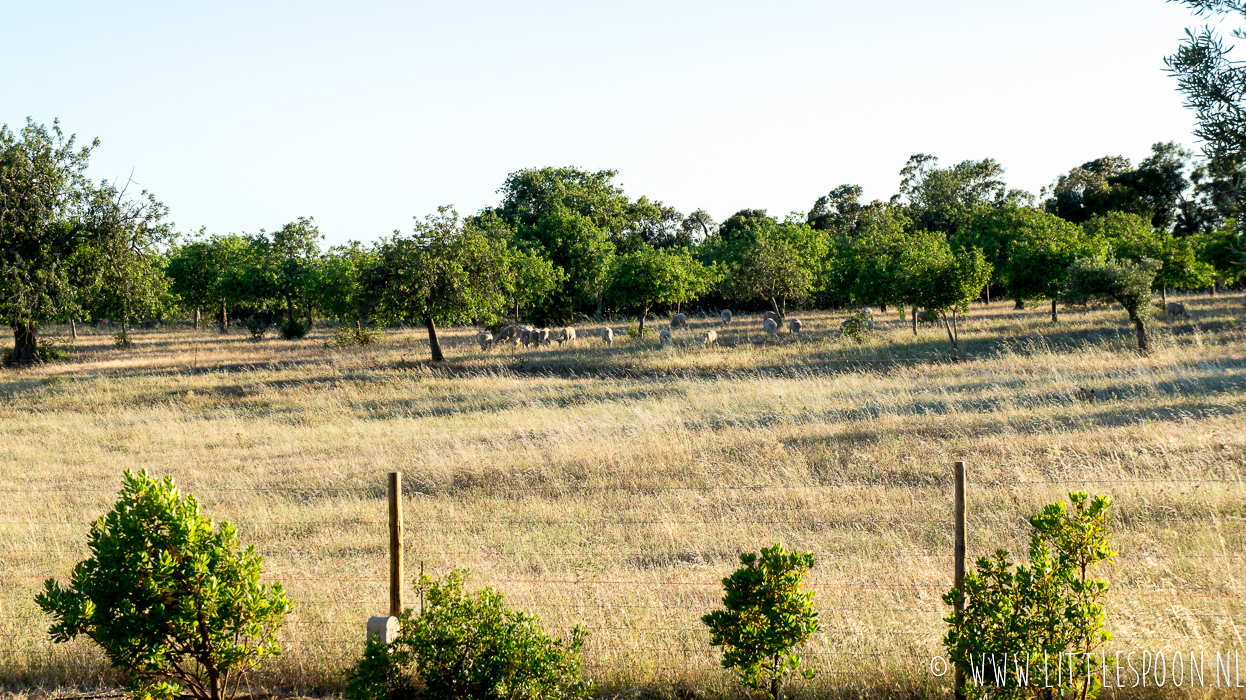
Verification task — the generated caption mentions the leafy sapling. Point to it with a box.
[36,470,290,700]
[703,544,819,700]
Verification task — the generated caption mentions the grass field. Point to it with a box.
[1,295,1245,699]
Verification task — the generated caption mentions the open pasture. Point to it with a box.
[1,296,1245,698]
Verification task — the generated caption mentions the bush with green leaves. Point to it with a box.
[334,321,385,347]
[943,492,1114,700]
[702,544,819,700]
[241,317,269,339]
[279,317,310,339]
[35,470,290,700]
[345,570,591,700]
[1060,256,1160,351]
[837,310,873,343]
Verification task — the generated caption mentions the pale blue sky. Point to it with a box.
[0,1,1216,246]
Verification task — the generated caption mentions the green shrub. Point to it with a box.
[4,337,72,365]
[703,544,819,700]
[35,470,290,700]
[345,570,591,700]
[943,492,1115,699]
[335,322,385,347]
[242,318,270,339]
[838,310,873,343]
[280,318,310,339]
[626,317,654,339]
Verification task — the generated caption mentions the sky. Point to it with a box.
[0,0,1224,247]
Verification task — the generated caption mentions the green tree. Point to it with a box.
[903,244,992,361]
[604,245,719,337]
[255,217,322,333]
[834,206,914,311]
[36,470,290,700]
[1197,219,1246,290]
[504,246,564,323]
[1003,212,1103,322]
[308,241,378,325]
[1082,211,1212,297]
[1167,2,1246,164]
[702,214,828,315]
[893,154,1028,237]
[1,119,96,363]
[363,206,512,361]
[167,232,217,329]
[1061,257,1161,351]
[702,544,819,700]
[944,492,1114,700]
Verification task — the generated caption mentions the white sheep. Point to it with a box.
[670,313,688,329]
[538,328,553,346]
[556,327,576,346]
[720,309,732,324]
[659,329,673,348]
[915,309,935,323]
[478,331,494,351]
[859,307,875,330]
[600,327,613,345]
[701,329,718,347]
[788,318,802,334]
[1166,301,1192,319]
[763,317,779,338]
[762,310,781,326]
[520,328,535,348]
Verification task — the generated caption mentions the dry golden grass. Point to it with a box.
[1,293,1245,698]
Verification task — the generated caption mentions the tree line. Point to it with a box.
[4,118,1246,363]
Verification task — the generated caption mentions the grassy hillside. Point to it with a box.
[1,295,1244,698]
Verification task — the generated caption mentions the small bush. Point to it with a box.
[335,322,385,347]
[943,491,1115,699]
[35,470,290,700]
[280,318,310,339]
[242,318,270,339]
[626,318,655,339]
[344,570,591,700]
[4,338,73,365]
[703,544,819,700]
[838,310,873,343]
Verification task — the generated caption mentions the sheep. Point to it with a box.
[720,309,732,324]
[701,329,718,347]
[555,327,577,346]
[659,329,673,348]
[478,331,494,351]
[670,313,688,329]
[762,310,781,326]
[859,307,875,330]
[915,309,935,323]
[494,325,519,342]
[520,328,535,348]
[788,318,802,334]
[763,317,779,339]
[1166,301,1192,319]
[538,328,553,346]
[600,327,613,345]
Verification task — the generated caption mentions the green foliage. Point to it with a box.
[605,245,719,336]
[279,318,310,339]
[1004,211,1103,311]
[1167,4,1246,163]
[334,322,385,348]
[702,544,819,700]
[35,470,290,700]
[943,492,1115,700]
[837,310,872,343]
[1198,219,1246,283]
[345,570,591,700]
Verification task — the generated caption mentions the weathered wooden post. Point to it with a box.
[954,461,966,700]
[367,471,403,642]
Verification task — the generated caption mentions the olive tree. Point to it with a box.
[362,206,512,361]
[1061,257,1161,351]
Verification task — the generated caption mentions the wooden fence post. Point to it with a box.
[389,471,403,617]
[954,461,966,700]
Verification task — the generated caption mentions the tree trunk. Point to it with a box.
[1130,311,1148,352]
[1161,286,1167,303]
[638,306,650,339]
[70,319,77,340]
[985,282,991,304]
[1014,298,1025,309]
[770,655,780,700]
[208,664,220,700]
[220,299,229,333]
[425,317,444,362]
[780,297,787,317]
[194,306,201,330]
[911,307,918,335]
[879,302,887,313]
[942,311,960,362]
[770,297,781,317]
[1051,298,1058,323]
[514,301,520,323]
[10,324,39,365]
[1211,280,1218,296]
[285,294,295,327]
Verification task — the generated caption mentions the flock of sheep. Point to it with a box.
[474,308,868,353]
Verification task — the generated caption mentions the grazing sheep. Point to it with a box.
[762,310,781,325]
[495,325,519,342]
[763,317,779,338]
[670,313,688,329]
[538,328,553,346]
[555,327,576,346]
[478,331,494,351]
[788,318,802,334]
[600,327,613,345]
[659,329,673,348]
[720,309,732,324]
[701,329,718,347]
[915,309,935,322]
[1166,301,1192,319]
[520,328,535,348]
[859,307,875,330]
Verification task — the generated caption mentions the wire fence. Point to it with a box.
[1,474,1244,691]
